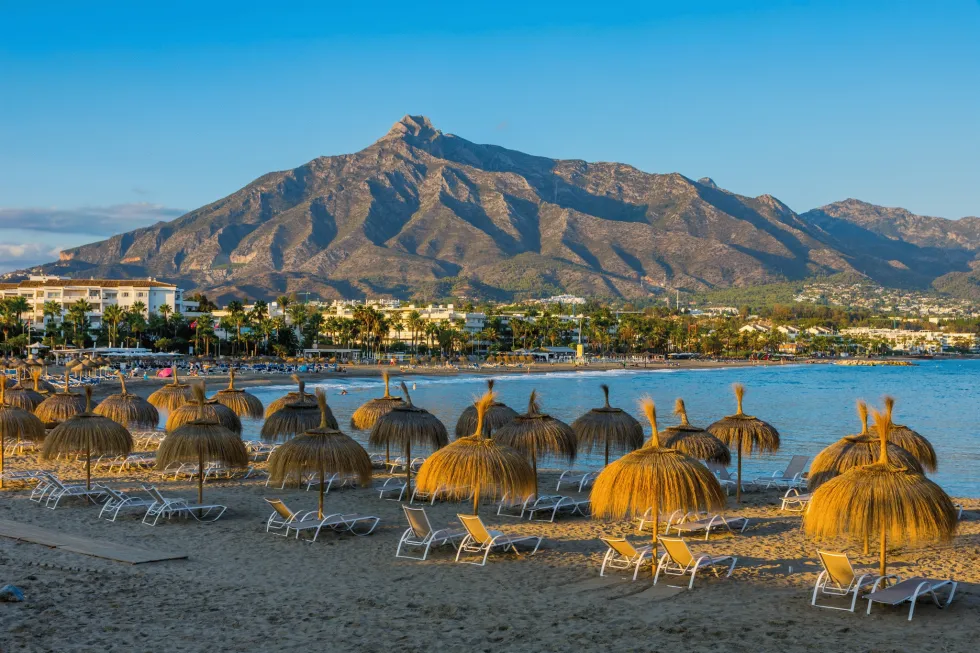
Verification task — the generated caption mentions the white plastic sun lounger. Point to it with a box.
[556,469,599,492]
[140,485,227,526]
[755,455,809,489]
[662,510,750,540]
[599,537,654,581]
[410,484,472,505]
[38,474,109,509]
[496,493,536,518]
[654,536,737,589]
[395,505,467,560]
[811,551,895,613]
[781,488,812,512]
[705,463,745,496]
[265,498,335,540]
[523,495,591,522]
[378,477,407,501]
[455,514,543,566]
[96,484,157,521]
[862,577,957,620]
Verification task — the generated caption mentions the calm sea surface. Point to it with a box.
[234,359,980,497]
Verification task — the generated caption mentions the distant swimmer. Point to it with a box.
[340,389,348,395]
[412,383,417,390]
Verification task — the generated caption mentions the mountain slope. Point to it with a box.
[35,116,977,302]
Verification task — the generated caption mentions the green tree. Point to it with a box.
[103,304,126,347]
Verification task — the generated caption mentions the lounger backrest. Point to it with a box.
[706,463,732,481]
[403,506,432,539]
[817,551,855,588]
[782,455,809,479]
[143,485,166,503]
[458,514,493,544]
[264,498,294,520]
[600,537,637,559]
[660,537,694,567]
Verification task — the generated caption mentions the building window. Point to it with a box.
[122,293,129,298]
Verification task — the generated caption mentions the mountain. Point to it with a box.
[33,116,979,302]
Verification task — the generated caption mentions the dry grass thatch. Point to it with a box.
[166,383,242,434]
[4,369,45,412]
[416,389,535,514]
[156,385,248,504]
[350,370,403,430]
[874,396,937,472]
[495,390,577,463]
[0,377,47,487]
[213,369,264,419]
[261,377,325,440]
[803,401,957,575]
[570,384,643,466]
[808,400,923,490]
[454,379,518,437]
[93,372,160,430]
[591,398,726,544]
[268,389,372,516]
[660,398,731,465]
[265,374,313,417]
[34,372,87,428]
[31,368,57,394]
[41,387,133,489]
[147,367,191,412]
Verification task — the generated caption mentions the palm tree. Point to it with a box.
[158,304,173,336]
[406,310,423,353]
[130,301,147,317]
[7,296,30,338]
[125,308,147,347]
[276,295,291,315]
[0,299,18,343]
[102,304,125,347]
[226,300,245,354]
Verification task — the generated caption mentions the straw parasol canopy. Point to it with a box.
[416,389,535,515]
[591,398,726,547]
[147,367,191,412]
[268,389,372,518]
[93,372,160,430]
[874,396,937,472]
[369,382,448,496]
[804,401,958,576]
[808,400,923,491]
[41,387,132,490]
[213,368,264,419]
[4,369,45,412]
[30,368,57,394]
[156,385,248,505]
[661,398,731,465]
[265,375,337,426]
[261,378,326,440]
[706,383,780,503]
[570,384,643,466]
[494,390,577,496]
[350,370,403,430]
[166,382,242,434]
[454,379,518,438]
[34,372,87,428]
[0,378,46,489]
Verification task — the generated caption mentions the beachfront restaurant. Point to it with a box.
[513,346,578,362]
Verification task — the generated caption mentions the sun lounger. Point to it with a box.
[599,537,654,580]
[755,455,809,489]
[265,498,335,540]
[378,477,407,501]
[96,484,157,521]
[556,469,599,492]
[662,510,749,540]
[410,483,472,505]
[140,484,227,526]
[496,493,536,518]
[395,506,467,560]
[705,463,745,495]
[1,469,52,484]
[781,487,812,512]
[303,471,357,493]
[654,536,737,589]
[455,514,543,566]
[524,495,591,522]
[35,474,109,509]
[811,551,896,613]
[862,577,957,620]
[386,456,426,474]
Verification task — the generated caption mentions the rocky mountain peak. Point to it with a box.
[697,177,718,189]
[382,114,441,143]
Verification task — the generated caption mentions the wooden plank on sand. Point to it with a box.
[0,518,187,564]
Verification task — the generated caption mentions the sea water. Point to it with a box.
[239,359,980,497]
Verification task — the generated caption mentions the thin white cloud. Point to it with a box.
[0,242,65,273]
[0,203,184,236]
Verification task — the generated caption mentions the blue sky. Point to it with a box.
[1,1,978,271]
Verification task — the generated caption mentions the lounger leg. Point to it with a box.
[600,550,612,577]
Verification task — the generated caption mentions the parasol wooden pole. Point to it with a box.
[736,439,743,504]
[0,427,5,491]
[472,485,480,516]
[86,433,92,490]
[531,447,538,498]
[318,468,325,519]
[879,523,887,577]
[405,440,412,498]
[604,436,609,467]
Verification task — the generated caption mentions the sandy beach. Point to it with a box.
[1,444,977,653]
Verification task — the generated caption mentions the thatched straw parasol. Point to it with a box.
[454,379,517,437]
[93,372,160,430]
[265,375,337,426]
[31,368,56,394]
[416,389,535,515]
[591,398,726,548]
[706,384,780,503]
[261,378,325,440]
[34,372,87,428]
[804,401,957,576]
[808,400,923,491]
[369,382,448,496]
[495,390,577,497]
[156,385,248,505]
[41,387,132,490]
[570,384,643,466]
[874,396,937,472]
[350,370,403,430]
[147,367,190,412]
[268,389,372,518]
[661,398,731,465]
[213,368,264,419]
[166,382,242,434]
[4,369,45,412]
[0,378,46,489]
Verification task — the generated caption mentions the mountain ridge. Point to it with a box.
[29,115,980,302]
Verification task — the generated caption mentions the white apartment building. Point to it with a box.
[840,327,979,353]
[0,275,191,328]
